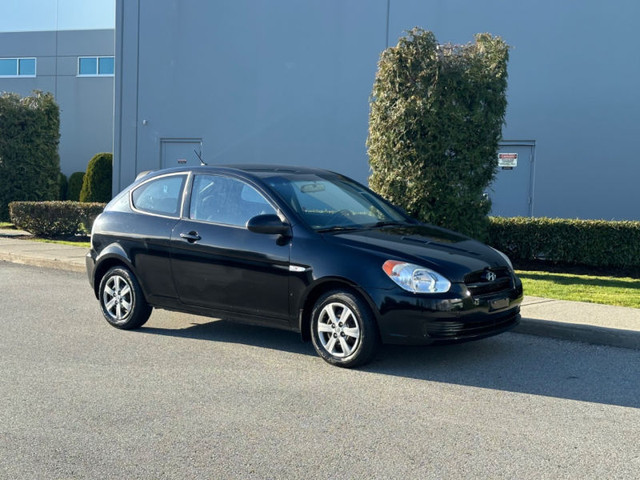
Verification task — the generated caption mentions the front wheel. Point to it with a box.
[98,266,152,330]
[311,291,380,368]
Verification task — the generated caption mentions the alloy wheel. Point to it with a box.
[102,274,133,323]
[316,302,361,358]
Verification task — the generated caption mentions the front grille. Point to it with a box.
[464,267,513,297]
[424,310,519,339]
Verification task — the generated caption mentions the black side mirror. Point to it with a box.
[246,214,290,236]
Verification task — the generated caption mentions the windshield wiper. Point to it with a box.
[317,221,410,233]
[371,221,409,228]
[316,225,365,233]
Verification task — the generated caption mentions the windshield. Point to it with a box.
[263,173,410,231]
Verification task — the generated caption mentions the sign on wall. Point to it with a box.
[489,142,535,217]
[498,152,518,169]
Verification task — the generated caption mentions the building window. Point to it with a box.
[0,58,36,77]
[78,56,114,76]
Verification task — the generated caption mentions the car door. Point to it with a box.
[124,172,188,305]
[170,173,291,325]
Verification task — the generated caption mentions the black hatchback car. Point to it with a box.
[87,165,523,367]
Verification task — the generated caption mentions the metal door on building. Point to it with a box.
[160,138,203,168]
[488,141,536,217]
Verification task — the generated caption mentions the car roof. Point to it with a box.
[221,164,336,175]
[138,164,343,180]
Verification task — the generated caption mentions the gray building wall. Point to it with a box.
[0,29,115,176]
[114,1,386,193]
[115,0,640,221]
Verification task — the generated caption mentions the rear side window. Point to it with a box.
[131,174,186,217]
[189,174,276,226]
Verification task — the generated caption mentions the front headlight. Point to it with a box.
[491,247,514,271]
[382,260,451,294]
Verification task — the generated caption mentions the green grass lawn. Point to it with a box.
[32,238,91,249]
[517,270,640,309]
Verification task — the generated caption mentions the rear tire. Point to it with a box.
[311,290,379,368]
[98,266,152,330]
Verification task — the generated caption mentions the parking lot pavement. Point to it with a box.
[1,233,639,350]
[2,261,639,479]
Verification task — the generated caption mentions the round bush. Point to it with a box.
[67,172,85,201]
[58,172,68,200]
[80,153,112,203]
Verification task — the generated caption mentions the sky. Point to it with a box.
[0,0,115,32]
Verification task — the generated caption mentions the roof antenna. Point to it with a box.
[194,148,207,166]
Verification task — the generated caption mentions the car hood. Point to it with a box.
[327,224,509,282]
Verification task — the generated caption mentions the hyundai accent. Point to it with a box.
[86,165,523,367]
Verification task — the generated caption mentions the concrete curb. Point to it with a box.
[0,251,85,273]
[515,318,640,351]
[0,235,87,273]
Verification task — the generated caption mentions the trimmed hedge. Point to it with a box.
[80,152,112,203]
[0,91,61,221]
[367,28,509,240]
[9,201,105,237]
[488,217,640,269]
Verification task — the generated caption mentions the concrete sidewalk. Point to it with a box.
[1,231,639,351]
[0,234,87,273]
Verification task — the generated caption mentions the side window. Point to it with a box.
[131,174,186,217]
[189,174,276,226]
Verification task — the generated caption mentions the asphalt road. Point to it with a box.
[1,261,639,479]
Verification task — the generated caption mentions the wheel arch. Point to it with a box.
[91,244,135,299]
[297,278,381,342]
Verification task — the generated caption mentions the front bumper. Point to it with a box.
[371,277,523,345]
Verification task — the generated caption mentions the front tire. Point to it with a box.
[98,266,152,330]
[311,291,379,368]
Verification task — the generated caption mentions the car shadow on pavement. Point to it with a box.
[140,318,317,357]
[140,317,639,409]
[369,333,640,409]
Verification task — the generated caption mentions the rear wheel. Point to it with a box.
[311,290,379,368]
[99,266,151,330]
